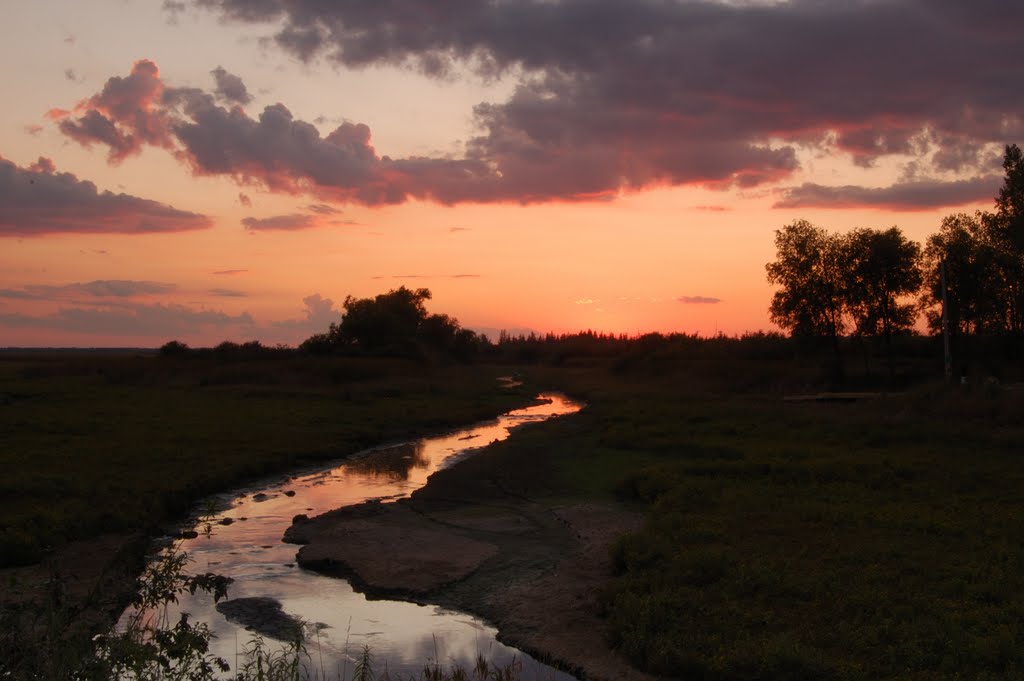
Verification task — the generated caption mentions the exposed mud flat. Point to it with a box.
[285,460,658,681]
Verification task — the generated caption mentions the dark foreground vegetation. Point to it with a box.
[3,334,1023,680]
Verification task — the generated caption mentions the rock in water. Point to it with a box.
[215,596,304,642]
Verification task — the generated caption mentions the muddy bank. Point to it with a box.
[284,436,659,681]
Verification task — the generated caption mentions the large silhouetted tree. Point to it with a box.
[922,212,1003,336]
[302,286,481,359]
[841,226,922,377]
[991,143,1024,335]
[335,286,432,353]
[765,219,847,374]
[922,145,1024,340]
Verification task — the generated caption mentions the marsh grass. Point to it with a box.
[0,352,531,567]
[508,368,1024,680]
[0,351,534,679]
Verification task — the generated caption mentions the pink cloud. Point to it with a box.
[0,155,212,236]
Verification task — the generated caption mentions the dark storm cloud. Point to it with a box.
[0,155,213,236]
[775,176,1002,211]
[211,66,253,105]
[188,1,1023,148]
[68,0,1024,205]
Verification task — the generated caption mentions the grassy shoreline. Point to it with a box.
[0,351,536,679]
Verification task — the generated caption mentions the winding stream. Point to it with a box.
[160,393,582,679]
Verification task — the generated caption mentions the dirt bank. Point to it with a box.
[284,435,659,681]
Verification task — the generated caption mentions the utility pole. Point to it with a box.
[940,258,953,383]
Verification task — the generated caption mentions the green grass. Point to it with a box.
[505,367,1024,680]
[0,352,532,566]
[4,348,1024,680]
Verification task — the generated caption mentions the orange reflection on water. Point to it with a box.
[162,392,583,679]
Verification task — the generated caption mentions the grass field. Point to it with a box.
[3,347,1023,679]
[0,351,532,566]
[507,364,1024,680]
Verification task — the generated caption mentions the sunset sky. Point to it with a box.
[1,0,1020,347]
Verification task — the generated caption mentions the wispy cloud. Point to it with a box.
[208,288,247,297]
[0,302,254,337]
[242,213,316,231]
[677,296,722,305]
[0,280,176,301]
[372,273,482,280]
[775,176,1001,211]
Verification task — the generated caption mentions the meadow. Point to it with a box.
[2,339,1023,679]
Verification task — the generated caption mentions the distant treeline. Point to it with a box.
[157,144,1023,386]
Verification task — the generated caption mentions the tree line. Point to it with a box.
[766,143,1024,379]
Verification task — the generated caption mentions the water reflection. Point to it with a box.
[159,393,582,679]
[345,441,429,481]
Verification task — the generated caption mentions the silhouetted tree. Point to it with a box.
[765,220,847,374]
[923,145,1024,341]
[302,286,481,360]
[841,227,922,377]
[991,143,1024,335]
[335,286,432,354]
[922,213,1003,336]
[158,340,190,356]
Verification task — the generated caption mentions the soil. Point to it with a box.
[284,443,660,681]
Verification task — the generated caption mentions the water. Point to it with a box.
[159,393,583,679]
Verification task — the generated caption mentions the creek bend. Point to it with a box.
[156,393,582,679]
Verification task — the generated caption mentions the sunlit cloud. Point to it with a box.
[212,269,248,276]
[270,293,341,335]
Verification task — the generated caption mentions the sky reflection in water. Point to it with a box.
[162,393,582,679]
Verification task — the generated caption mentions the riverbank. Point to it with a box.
[284,438,656,681]
[0,352,537,679]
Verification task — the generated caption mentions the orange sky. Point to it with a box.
[1,2,1018,346]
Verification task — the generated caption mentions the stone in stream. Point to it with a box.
[215,596,305,642]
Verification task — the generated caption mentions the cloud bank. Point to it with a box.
[0,155,212,236]
[53,1,1024,209]
[0,280,176,301]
